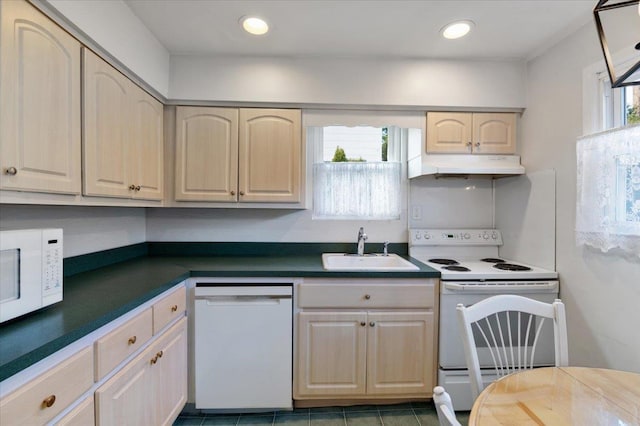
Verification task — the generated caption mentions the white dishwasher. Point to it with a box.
[194,284,293,410]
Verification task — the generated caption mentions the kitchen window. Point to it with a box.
[310,126,402,219]
[303,110,423,220]
[578,56,640,257]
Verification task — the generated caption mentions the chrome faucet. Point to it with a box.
[357,227,368,256]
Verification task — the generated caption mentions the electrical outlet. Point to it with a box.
[411,205,422,220]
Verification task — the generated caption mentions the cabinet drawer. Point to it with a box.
[56,395,95,426]
[0,346,93,425]
[297,279,435,309]
[153,286,186,334]
[94,308,153,381]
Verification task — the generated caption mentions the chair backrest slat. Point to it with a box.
[456,295,568,401]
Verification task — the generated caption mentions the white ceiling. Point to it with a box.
[124,0,596,61]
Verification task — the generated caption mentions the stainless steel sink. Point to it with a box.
[321,253,419,271]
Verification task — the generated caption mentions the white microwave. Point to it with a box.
[0,229,63,323]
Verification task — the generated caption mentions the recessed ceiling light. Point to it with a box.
[441,20,474,40]
[241,16,269,35]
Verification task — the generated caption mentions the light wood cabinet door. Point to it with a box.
[426,112,472,154]
[366,312,433,395]
[83,48,132,198]
[95,317,187,426]
[239,109,301,203]
[0,0,81,194]
[131,88,164,200]
[472,112,516,154]
[154,317,188,426]
[296,312,367,397]
[174,107,238,201]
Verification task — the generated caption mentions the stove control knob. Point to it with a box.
[424,232,430,240]
[414,232,421,240]
[491,231,498,240]
[482,232,489,240]
[464,233,470,240]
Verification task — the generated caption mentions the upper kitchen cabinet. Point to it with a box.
[426,112,516,154]
[0,0,81,194]
[239,109,301,203]
[175,107,239,202]
[83,48,163,201]
[175,107,301,204]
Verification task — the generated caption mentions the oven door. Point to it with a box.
[439,281,559,369]
[0,231,42,323]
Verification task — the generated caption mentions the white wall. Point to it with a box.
[0,206,146,257]
[522,17,640,372]
[170,55,526,108]
[145,208,407,244]
[42,0,170,97]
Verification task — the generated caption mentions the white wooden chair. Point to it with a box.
[433,386,462,426]
[456,295,568,401]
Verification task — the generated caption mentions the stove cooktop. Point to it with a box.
[409,228,558,281]
[420,258,558,280]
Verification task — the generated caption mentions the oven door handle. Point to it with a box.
[442,282,558,291]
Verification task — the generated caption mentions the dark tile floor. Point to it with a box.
[173,402,470,426]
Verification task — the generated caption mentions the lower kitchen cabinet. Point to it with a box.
[95,316,187,426]
[297,312,367,396]
[294,279,438,401]
[56,395,95,426]
[0,346,94,425]
[366,311,433,395]
[0,283,187,426]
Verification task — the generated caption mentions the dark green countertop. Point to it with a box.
[0,250,438,383]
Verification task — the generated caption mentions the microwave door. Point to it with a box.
[0,232,42,322]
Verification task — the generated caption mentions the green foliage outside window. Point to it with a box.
[332,146,347,162]
[382,127,388,161]
[627,105,640,125]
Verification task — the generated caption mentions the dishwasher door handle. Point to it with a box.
[197,295,291,306]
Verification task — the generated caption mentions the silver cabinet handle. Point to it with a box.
[5,166,17,175]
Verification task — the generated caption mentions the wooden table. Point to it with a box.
[469,367,640,425]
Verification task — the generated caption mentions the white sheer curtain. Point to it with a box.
[313,162,401,219]
[576,124,640,257]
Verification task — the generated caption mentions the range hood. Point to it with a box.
[408,154,525,178]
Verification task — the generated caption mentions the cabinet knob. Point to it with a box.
[42,395,56,408]
[369,322,375,327]
[360,321,366,327]
[128,335,137,345]
[135,185,141,191]
[364,294,371,300]
[171,304,178,312]
[230,190,235,196]
[474,142,481,148]
[466,142,472,147]
[150,354,159,364]
[4,166,17,175]
[157,350,164,358]
[239,191,245,196]
[129,184,136,190]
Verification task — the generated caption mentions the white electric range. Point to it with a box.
[409,228,559,411]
